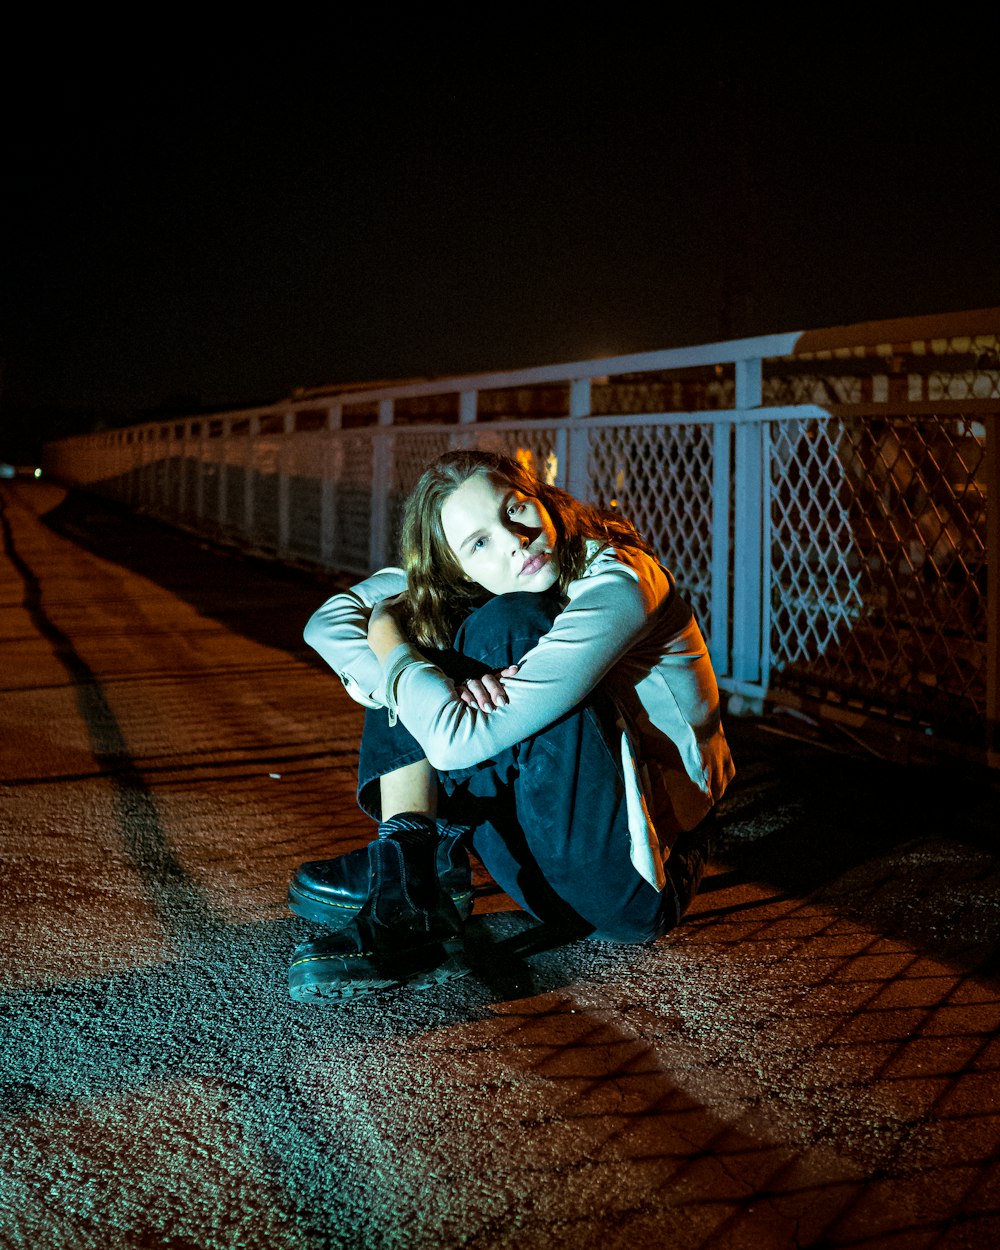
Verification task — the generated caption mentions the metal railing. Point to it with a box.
[44,309,999,763]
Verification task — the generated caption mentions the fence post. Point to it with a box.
[154,429,165,516]
[244,415,259,538]
[148,429,158,514]
[195,422,206,523]
[178,424,189,517]
[320,402,342,567]
[987,413,999,765]
[711,421,732,677]
[217,418,229,531]
[132,430,141,509]
[278,409,294,555]
[564,378,592,499]
[731,357,766,690]
[133,430,143,509]
[452,390,478,451]
[370,400,394,570]
[129,430,140,509]
[168,427,177,516]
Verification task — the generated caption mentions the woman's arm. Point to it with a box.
[303,568,407,709]
[382,558,657,771]
[368,599,518,712]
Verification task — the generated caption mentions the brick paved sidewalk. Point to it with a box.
[3,480,999,1250]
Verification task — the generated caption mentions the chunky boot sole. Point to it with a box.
[288,935,468,1003]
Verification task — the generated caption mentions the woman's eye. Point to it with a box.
[472,537,487,551]
[507,502,525,517]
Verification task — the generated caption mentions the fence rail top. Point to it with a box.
[45,308,1000,448]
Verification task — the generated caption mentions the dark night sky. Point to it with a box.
[2,23,998,453]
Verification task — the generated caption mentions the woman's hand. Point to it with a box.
[367,594,410,664]
[456,665,519,713]
[367,595,518,711]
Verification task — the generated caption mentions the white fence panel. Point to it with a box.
[42,312,999,762]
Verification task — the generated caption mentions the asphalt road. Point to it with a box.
[2,479,999,1250]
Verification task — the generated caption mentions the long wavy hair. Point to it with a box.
[399,448,655,646]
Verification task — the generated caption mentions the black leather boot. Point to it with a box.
[288,813,468,1003]
[287,823,473,930]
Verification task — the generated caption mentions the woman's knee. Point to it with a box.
[455,590,562,668]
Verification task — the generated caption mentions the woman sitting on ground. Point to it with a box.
[288,448,734,1001]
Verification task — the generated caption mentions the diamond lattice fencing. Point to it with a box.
[586,420,718,639]
[768,412,988,737]
[41,312,998,760]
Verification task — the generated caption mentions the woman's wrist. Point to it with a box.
[367,599,409,665]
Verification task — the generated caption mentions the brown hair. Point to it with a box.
[399,448,654,646]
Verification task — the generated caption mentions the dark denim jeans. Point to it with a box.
[357,589,709,944]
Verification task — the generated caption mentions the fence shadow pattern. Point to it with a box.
[4,476,1000,1248]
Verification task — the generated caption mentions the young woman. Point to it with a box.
[289,448,734,1002]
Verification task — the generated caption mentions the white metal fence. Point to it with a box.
[44,310,999,763]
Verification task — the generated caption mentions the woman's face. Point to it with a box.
[439,471,560,597]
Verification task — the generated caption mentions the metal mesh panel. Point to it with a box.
[386,431,456,561]
[769,414,988,734]
[330,434,374,570]
[219,436,251,538]
[592,371,735,415]
[391,430,456,494]
[385,428,563,560]
[249,439,281,549]
[200,463,220,529]
[285,430,325,478]
[151,446,171,512]
[162,454,184,520]
[253,472,280,549]
[39,312,999,759]
[124,454,140,508]
[926,350,1000,400]
[287,477,322,558]
[286,432,327,560]
[763,372,864,406]
[454,426,561,484]
[586,423,716,633]
[177,455,200,524]
[134,456,153,510]
[223,465,247,538]
[766,334,1000,407]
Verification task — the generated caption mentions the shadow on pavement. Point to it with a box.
[34,483,1000,979]
[38,484,340,664]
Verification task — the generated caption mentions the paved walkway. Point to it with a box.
[2,480,999,1249]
